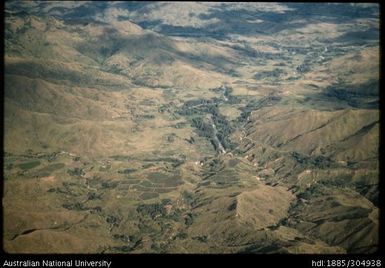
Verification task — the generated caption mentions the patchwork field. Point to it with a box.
[3,2,380,254]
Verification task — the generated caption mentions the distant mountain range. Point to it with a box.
[3,2,379,254]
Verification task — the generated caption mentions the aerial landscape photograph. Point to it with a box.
[3,1,380,254]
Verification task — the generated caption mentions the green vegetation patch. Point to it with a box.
[111,155,132,161]
[36,163,65,176]
[209,169,239,185]
[118,168,136,174]
[67,167,84,176]
[147,172,183,187]
[228,159,240,168]
[18,160,41,170]
[132,185,154,192]
[121,179,141,184]
[154,188,176,193]
[140,180,155,187]
[137,202,166,219]
[139,192,160,200]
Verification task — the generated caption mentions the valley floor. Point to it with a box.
[3,2,379,254]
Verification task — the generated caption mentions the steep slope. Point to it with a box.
[4,14,234,157]
[234,105,379,253]
[245,107,379,162]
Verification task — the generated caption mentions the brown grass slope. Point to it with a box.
[246,107,379,162]
[4,14,235,157]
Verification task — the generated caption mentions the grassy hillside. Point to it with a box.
[3,2,379,254]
